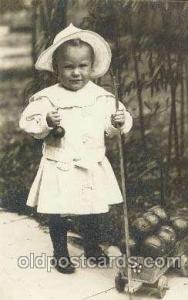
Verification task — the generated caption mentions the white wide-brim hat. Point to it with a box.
[35,23,112,78]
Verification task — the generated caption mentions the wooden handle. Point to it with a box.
[112,73,133,299]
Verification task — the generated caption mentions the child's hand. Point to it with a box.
[46,109,61,127]
[111,109,125,128]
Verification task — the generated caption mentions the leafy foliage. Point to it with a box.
[0,121,41,213]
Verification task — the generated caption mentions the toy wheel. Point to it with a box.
[157,275,168,299]
[180,254,188,277]
[115,272,128,293]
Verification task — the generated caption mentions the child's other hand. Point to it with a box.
[111,109,125,128]
[46,110,61,127]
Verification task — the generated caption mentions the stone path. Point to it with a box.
[0,210,188,300]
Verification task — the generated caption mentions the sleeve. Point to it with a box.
[19,96,53,139]
[103,95,133,138]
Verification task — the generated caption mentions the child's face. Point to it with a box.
[55,44,93,91]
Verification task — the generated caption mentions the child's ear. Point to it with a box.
[90,62,94,73]
[52,62,59,82]
[52,54,58,74]
[52,61,59,82]
[53,71,58,82]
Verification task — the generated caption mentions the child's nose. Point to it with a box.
[72,68,80,76]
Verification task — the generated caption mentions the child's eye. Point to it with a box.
[80,64,88,68]
[64,65,73,69]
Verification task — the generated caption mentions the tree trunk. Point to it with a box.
[41,0,51,33]
[31,0,38,75]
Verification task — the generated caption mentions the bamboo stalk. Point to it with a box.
[167,95,173,166]
[126,0,146,150]
[167,53,181,178]
[148,52,154,97]
[180,57,185,157]
[185,57,188,121]
[133,47,146,150]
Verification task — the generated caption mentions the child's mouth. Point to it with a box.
[70,80,83,83]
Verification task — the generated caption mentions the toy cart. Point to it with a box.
[115,255,169,298]
[112,76,188,299]
[115,240,188,298]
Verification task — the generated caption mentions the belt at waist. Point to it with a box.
[42,145,106,170]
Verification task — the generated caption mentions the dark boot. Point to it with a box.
[49,214,75,274]
[50,256,75,274]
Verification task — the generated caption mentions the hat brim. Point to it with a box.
[35,30,111,78]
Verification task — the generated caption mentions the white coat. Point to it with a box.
[19,81,133,215]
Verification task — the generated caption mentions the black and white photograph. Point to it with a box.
[0,0,188,299]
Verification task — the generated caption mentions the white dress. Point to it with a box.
[19,81,133,214]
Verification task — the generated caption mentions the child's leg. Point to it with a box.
[48,214,75,273]
[79,214,110,266]
[79,214,101,256]
[48,214,69,258]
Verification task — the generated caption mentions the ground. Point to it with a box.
[0,209,188,300]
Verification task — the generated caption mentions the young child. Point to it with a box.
[19,24,133,274]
